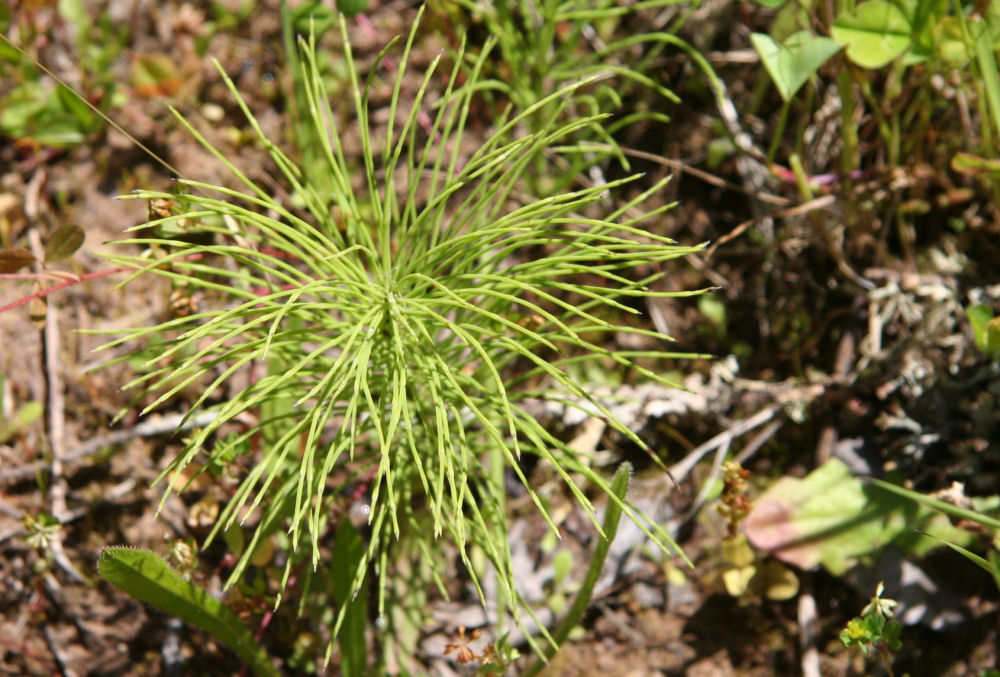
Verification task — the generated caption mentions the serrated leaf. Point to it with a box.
[98,547,279,677]
[832,1,912,69]
[0,247,35,273]
[44,224,84,263]
[750,31,841,102]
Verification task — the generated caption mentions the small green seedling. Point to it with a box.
[0,0,125,147]
[840,581,902,659]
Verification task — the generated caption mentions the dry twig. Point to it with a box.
[28,225,85,584]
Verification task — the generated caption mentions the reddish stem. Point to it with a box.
[0,266,130,315]
[1,245,311,316]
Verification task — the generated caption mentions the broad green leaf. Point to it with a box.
[744,459,974,574]
[901,0,946,35]
[770,2,813,43]
[98,547,279,677]
[750,31,841,102]
[222,522,245,558]
[832,1,912,69]
[0,247,35,273]
[698,292,727,329]
[44,224,85,263]
[0,81,98,146]
[27,115,89,146]
[756,560,799,600]
[0,41,18,64]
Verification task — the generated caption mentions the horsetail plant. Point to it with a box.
[96,11,704,665]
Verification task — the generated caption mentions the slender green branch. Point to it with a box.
[522,463,632,676]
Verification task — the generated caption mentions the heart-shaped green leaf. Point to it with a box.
[751,31,842,102]
[832,1,913,69]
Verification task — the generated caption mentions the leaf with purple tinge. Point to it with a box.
[744,459,976,575]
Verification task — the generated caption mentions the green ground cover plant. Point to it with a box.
[88,9,704,669]
[751,0,1000,178]
[0,0,124,148]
